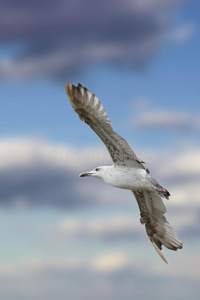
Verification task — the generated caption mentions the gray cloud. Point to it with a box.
[0,138,131,209]
[0,0,182,80]
[0,251,199,300]
[0,139,106,208]
[1,138,199,241]
[51,203,200,243]
[0,159,82,208]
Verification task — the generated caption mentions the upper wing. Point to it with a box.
[133,190,183,263]
[66,82,145,168]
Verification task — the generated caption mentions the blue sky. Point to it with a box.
[0,1,200,299]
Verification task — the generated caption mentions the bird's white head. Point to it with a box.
[79,166,112,181]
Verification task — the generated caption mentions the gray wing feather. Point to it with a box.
[133,190,183,263]
[66,82,145,168]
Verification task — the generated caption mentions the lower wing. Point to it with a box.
[132,190,183,263]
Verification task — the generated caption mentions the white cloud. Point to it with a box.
[162,150,200,177]
[171,182,200,206]
[92,252,130,272]
[171,24,196,42]
[0,137,110,171]
[57,216,142,240]
[134,110,200,131]
[150,148,200,189]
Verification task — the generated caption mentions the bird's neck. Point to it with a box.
[100,165,114,182]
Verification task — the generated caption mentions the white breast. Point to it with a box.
[104,166,149,191]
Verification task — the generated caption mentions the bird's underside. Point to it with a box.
[65,81,183,263]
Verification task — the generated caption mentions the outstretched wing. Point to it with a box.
[133,190,183,263]
[66,82,145,169]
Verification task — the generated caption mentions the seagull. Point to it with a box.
[65,82,183,263]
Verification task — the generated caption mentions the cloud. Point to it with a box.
[133,110,200,132]
[54,206,199,243]
[144,148,200,238]
[171,23,196,43]
[0,138,112,208]
[0,136,199,300]
[56,216,142,240]
[0,251,199,300]
[148,147,200,183]
[0,136,199,208]
[92,252,130,272]
[0,138,139,209]
[0,0,183,80]
[0,137,199,241]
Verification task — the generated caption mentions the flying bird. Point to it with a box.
[65,82,183,263]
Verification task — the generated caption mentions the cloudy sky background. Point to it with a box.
[0,0,200,299]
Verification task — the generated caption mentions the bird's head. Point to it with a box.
[79,166,111,180]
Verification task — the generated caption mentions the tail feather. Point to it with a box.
[157,187,170,199]
[151,239,168,264]
[149,177,170,199]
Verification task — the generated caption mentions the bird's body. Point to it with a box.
[66,82,183,263]
[86,165,149,191]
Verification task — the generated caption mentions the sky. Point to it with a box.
[0,0,200,299]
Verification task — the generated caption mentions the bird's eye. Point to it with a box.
[95,168,100,171]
